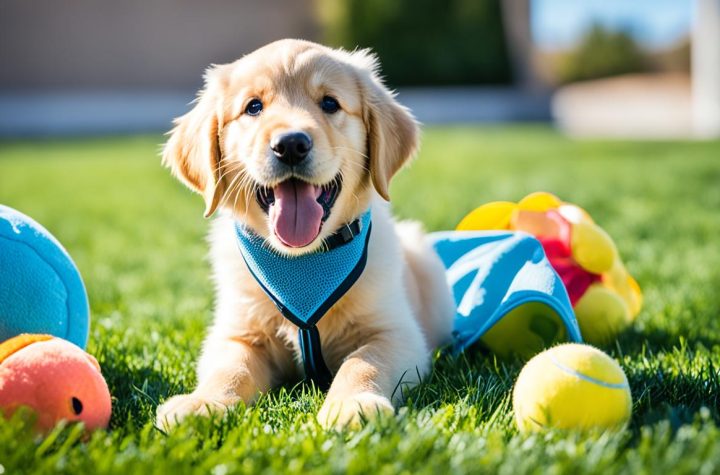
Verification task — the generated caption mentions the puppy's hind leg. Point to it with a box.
[396,220,455,350]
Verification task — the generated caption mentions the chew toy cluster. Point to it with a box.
[457,192,642,344]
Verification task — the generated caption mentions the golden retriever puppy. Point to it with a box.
[156,39,454,429]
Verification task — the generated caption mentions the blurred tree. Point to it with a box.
[560,24,649,83]
[318,0,512,87]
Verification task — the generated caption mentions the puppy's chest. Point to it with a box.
[272,294,377,371]
[216,220,383,370]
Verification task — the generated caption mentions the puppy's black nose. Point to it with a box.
[270,131,313,166]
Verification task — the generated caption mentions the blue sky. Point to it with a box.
[532,0,693,50]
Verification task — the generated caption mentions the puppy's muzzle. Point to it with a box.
[270,131,313,166]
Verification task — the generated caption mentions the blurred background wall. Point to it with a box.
[0,0,717,138]
[0,0,320,135]
[0,0,318,90]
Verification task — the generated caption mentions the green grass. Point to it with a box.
[1,126,719,474]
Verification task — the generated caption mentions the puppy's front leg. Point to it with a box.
[317,325,429,429]
[156,334,273,430]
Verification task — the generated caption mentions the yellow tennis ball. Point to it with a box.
[513,343,632,432]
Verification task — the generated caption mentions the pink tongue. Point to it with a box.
[269,179,324,248]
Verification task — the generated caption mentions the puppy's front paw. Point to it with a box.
[317,392,394,429]
[155,393,228,431]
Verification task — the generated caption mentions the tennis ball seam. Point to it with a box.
[548,354,629,389]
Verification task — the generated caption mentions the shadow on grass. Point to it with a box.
[100,355,192,430]
[116,323,720,437]
[409,327,720,434]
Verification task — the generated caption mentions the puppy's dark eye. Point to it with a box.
[245,98,263,116]
[320,96,340,114]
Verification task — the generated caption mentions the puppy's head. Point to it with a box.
[163,39,418,255]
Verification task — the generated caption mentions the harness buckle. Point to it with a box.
[339,223,355,243]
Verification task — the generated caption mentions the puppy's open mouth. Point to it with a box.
[256,177,341,248]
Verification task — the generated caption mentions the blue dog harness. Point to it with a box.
[235,210,372,390]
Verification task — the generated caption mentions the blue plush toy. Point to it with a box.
[0,205,89,348]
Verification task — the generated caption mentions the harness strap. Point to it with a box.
[297,219,364,389]
[298,325,333,390]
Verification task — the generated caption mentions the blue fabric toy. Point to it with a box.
[0,205,89,348]
[430,230,582,358]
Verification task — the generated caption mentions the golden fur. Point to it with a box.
[157,39,454,429]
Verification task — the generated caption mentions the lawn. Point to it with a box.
[0,125,719,474]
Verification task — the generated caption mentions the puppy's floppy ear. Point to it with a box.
[162,66,226,217]
[354,51,419,201]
